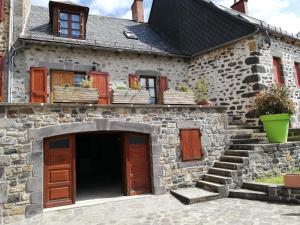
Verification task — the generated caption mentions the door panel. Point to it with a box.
[124,133,151,196]
[44,134,75,208]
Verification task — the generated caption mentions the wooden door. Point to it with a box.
[124,133,151,196]
[44,134,76,208]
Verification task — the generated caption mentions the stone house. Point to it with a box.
[0,0,299,223]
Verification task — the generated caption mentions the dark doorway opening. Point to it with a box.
[76,132,123,201]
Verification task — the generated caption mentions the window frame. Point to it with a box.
[140,76,157,104]
[295,62,300,88]
[58,10,82,39]
[273,57,285,85]
[179,129,202,162]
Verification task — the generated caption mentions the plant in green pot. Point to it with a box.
[255,84,296,143]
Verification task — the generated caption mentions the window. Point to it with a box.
[273,57,285,85]
[59,12,81,39]
[140,76,157,104]
[295,62,300,87]
[180,129,202,161]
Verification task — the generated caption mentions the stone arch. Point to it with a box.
[25,119,164,218]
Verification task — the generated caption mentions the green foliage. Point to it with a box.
[178,83,191,92]
[255,168,300,184]
[116,86,126,90]
[255,84,296,116]
[194,79,208,102]
[80,76,93,88]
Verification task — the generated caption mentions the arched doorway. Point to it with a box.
[43,131,151,208]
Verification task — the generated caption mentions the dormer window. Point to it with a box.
[49,1,89,40]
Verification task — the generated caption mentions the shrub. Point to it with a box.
[177,84,191,92]
[194,79,208,102]
[255,84,296,116]
[80,76,93,88]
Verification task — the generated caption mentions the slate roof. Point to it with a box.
[21,5,183,56]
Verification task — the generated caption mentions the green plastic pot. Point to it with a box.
[260,114,291,143]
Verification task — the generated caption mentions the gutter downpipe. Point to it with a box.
[8,0,14,102]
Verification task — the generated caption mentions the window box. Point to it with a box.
[53,86,99,103]
[163,90,196,105]
[112,89,150,104]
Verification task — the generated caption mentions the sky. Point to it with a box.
[32,0,300,34]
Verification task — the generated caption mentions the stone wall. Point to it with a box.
[188,37,260,125]
[257,35,300,127]
[245,143,300,180]
[12,44,189,102]
[268,185,300,204]
[0,104,227,223]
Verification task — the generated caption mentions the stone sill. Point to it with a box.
[0,103,226,110]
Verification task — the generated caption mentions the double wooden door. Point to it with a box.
[44,132,151,208]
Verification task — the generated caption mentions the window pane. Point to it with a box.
[150,98,156,104]
[71,14,80,22]
[72,30,80,38]
[72,22,80,30]
[49,139,69,149]
[149,79,155,88]
[60,29,68,37]
[60,20,68,29]
[129,135,146,145]
[149,88,155,98]
[60,13,68,20]
[140,78,146,88]
[74,74,85,87]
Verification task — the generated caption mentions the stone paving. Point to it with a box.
[12,195,300,225]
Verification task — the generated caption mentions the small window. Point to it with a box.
[295,62,300,87]
[180,129,202,161]
[49,139,69,149]
[123,31,138,40]
[59,11,81,39]
[273,57,285,85]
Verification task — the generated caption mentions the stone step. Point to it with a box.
[170,187,220,205]
[196,181,228,198]
[228,125,263,130]
[208,167,237,177]
[203,174,233,185]
[243,182,269,193]
[230,138,264,145]
[229,189,268,201]
[230,133,267,140]
[214,161,243,170]
[229,144,256,150]
[220,155,244,163]
[224,150,249,157]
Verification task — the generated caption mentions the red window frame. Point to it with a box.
[295,62,300,87]
[273,57,285,85]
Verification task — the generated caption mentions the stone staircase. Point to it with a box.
[171,125,268,204]
[229,181,269,201]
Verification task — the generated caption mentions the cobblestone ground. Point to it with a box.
[13,195,300,225]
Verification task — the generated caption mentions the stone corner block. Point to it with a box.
[26,177,42,192]
[25,204,43,218]
[0,181,8,203]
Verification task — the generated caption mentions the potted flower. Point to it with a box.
[255,84,296,143]
[194,79,211,106]
[284,168,300,188]
[163,84,196,105]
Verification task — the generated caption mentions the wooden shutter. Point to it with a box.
[273,58,284,85]
[295,63,300,87]
[30,67,48,103]
[128,74,140,88]
[89,72,110,104]
[0,56,3,102]
[0,0,3,22]
[180,129,202,161]
[159,76,168,104]
[51,71,74,89]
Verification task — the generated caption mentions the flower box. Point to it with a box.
[284,174,300,188]
[112,89,150,104]
[53,86,99,103]
[163,90,196,105]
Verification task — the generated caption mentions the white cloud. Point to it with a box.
[215,0,300,34]
[89,0,132,15]
[31,0,80,7]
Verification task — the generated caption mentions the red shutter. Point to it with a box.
[0,55,3,102]
[295,63,300,87]
[128,74,140,88]
[273,58,284,85]
[159,76,168,104]
[90,72,110,104]
[30,67,48,103]
[180,129,202,161]
[0,0,3,22]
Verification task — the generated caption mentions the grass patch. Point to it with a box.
[255,168,300,185]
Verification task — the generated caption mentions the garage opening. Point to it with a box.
[76,132,123,201]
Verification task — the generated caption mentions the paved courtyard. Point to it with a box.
[13,195,300,225]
